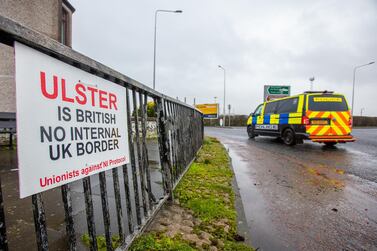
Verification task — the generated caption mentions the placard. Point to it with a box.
[15,42,129,198]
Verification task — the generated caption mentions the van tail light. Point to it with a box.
[302,115,310,125]
[349,117,353,126]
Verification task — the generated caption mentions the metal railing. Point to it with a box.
[0,15,203,251]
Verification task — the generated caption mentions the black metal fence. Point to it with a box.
[0,15,203,250]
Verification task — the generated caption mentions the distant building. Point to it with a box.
[0,0,75,113]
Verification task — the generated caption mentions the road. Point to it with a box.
[206,127,377,251]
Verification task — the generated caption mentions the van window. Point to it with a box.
[276,98,298,113]
[254,104,263,116]
[264,102,278,114]
[308,95,348,111]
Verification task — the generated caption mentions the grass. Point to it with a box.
[174,138,235,224]
[81,234,121,251]
[129,137,254,251]
[130,233,195,251]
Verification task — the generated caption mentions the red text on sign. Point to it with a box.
[40,71,118,110]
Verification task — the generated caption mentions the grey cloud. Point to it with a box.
[71,0,377,115]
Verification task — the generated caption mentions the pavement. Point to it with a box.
[205,127,377,251]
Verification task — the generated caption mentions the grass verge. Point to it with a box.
[130,137,254,251]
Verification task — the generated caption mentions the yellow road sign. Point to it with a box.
[195,103,219,119]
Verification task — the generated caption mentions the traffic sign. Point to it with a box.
[267,86,290,95]
[195,103,219,119]
[264,85,291,101]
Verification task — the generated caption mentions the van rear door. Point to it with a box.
[306,94,351,136]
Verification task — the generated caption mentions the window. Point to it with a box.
[264,102,278,114]
[254,104,263,116]
[308,95,348,111]
[276,98,298,113]
[61,7,68,45]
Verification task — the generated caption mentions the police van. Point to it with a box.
[246,91,355,146]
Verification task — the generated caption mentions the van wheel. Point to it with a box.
[282,128,296,146]
[324,142,337,147]
[247,126,256,139]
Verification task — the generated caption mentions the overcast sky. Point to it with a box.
[71,0,377,115]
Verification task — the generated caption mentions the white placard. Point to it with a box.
[15,42,130,198]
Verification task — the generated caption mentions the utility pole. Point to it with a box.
[228,104,231,127]
[218,65,226,127]
[352,62,374,116]
[214,97,218,126]
[153,9,183,90]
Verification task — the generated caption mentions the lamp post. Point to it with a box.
[218,65,226,126]
[153,9,182,90]
[352,61,374,116]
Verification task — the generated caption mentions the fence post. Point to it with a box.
[125,88,141,227]
[82,177,97,251]
[32,194,48,251]
[0,177,8,251]
[155,98,174,202]
[61,184,76,251]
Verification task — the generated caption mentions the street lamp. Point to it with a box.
[218,65,226,126]
[351,61,374,116]
[153,9,183,90]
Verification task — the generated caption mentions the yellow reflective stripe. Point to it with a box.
[332,125,343,135]
[247,116,252,125]
[288,118,301,124]
[308,111,319,118]
[307,125,318,134]
[269,114,279,124]
[318,126,330,135]
[257,116,263,124]
[289,112,302,117]
[332,112,347,127]
[261,104,266,116]
[342,111,350,120]
[297,95,304,112]
[332,112,351,134]
[271,114,280,119]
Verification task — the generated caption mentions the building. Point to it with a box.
[0,0,75,113]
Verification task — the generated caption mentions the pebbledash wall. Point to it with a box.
[0,0,74,113]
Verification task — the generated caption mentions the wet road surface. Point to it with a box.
[206,127,377,251]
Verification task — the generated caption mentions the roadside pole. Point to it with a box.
[228,104,231,127]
